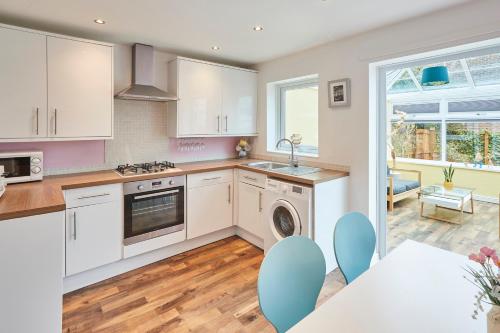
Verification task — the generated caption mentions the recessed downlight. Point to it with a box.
[211,46,221,51]
[94,19,106,24]
[253,25,264,31]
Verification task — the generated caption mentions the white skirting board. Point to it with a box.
[236,227,264,250]
[64,226,237,293]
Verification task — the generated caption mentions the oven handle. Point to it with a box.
[134,189,179,200]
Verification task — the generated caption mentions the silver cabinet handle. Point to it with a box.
[225,115,228,132]
[36,107,39,135]
[217,115,220,132]
[244,176,258,182]
[77,193,111,200]
[54,109,58,135]
[259,191,263,212]
[73,211,77,240]
[228,184,231,204]
[202,176,222,181]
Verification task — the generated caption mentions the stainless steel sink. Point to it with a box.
[245,161,289,170]
[244,161,321,176]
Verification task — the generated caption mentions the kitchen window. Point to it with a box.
[275,77,319,156]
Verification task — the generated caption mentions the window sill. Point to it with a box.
[394,158,500,173]
[267,149,319,158]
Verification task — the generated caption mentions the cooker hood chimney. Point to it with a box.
[115,43,177,102]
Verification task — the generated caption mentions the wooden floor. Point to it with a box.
[388,197,500,255]
[63,236,345,333]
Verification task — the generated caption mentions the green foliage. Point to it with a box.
[443,164,455,182]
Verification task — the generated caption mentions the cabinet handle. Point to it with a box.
[259,191,263,212]
[54,109,58,135]
[36,107,39,135]
[73,211,77,240]
[217,115,220,132]
[77,193,111,200]
[202,176,222,181]
[225,115,228,132]
[228,184,231,204]
[244,176,258,182]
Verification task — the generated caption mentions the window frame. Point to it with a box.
[275,77,319,156]
[390,96,500,170]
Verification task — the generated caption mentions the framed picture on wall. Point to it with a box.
[328,78,351,108]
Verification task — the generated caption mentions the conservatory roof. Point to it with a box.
[387,53,500,95]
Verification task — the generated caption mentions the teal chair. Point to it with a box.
[258,236,326,333]
[334,212,376,284]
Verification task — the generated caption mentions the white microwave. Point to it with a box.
[0,151,43,184]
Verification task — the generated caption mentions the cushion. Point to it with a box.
[387,179,420,195]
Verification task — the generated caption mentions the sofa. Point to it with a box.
[387,167,422,211]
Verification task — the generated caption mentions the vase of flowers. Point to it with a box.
[443,164,455,190]
[466,247,500,332]
[236,139,251,159]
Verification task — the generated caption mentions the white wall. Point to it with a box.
[253,0,500,216]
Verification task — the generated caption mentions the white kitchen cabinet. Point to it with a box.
[0,211,64,333]
[0,27,47,139]
[65,184,122,276]
[167,57,257,138]
[0,23,113,142]
[237,170,266,239]
[187,170,233,239]
[221,67,257,135]
[47,36,113,138]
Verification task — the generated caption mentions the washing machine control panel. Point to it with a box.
[266,179,311,198]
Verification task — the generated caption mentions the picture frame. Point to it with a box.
[328,78,351,108]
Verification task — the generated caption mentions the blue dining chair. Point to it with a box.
[333,212,376,284]
[258,236,326,333]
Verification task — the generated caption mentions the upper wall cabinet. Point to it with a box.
[0,27,47,139]
[0,24,113,142]
[167,57,257,138]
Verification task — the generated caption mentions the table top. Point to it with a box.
[289,240,487,333]
[421,184,474,200]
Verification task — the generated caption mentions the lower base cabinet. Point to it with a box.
[187,170,233,239]
[0,211,64,333]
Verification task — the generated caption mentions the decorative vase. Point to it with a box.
[443,181,454,190]
[488,305,500,333]
[238,150,248,159]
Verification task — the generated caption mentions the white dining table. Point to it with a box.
[289,240,488,333]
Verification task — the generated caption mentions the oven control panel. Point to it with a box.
[124,175,185,195]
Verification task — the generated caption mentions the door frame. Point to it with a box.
[369,37,500,258]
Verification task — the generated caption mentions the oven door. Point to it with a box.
[124,186,185,245]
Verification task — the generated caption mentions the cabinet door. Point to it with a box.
[66,201,122,275]
[237,182,264,238]
[177,59,222,136]
[187,182,233,239]
[0,27,47,139]
[47,37,112,138]
[221,68,257,135]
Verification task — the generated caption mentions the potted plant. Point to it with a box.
[466,247,500,332]
[235,139,251,159]
[443,164,455,190]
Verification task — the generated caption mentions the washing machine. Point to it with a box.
[263,178,313,253]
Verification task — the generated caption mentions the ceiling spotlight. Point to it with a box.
[253,25,264,31]
[94,19,106,24]
[211,46,221,51]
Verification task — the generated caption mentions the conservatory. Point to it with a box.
[385,50,500,255]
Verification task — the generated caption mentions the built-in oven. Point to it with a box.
[123,176,185,246]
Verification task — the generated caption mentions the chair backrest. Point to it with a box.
[258,236,326,333]
[334,212,376,284]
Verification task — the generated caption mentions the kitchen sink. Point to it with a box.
[244,161,321,176]
[245,161,289,170]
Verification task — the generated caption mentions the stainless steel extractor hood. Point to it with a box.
[115,44,177,102]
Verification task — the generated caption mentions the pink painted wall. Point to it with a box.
[0,141,106,169]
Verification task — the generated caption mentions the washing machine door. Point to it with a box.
[269,199,301,241]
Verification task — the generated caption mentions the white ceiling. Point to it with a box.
[0,0,471,66]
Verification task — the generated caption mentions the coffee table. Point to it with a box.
[419,185,474,224]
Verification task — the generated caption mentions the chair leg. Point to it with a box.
[388,199,394,212]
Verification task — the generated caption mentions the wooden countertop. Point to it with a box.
[0,159,349,221]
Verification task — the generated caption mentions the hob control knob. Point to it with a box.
[169,180,175,185]
[137,185,145,191]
